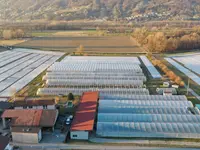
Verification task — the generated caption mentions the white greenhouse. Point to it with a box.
[99,100,193,108]
[98,107,193,115]
[37,88,149,96]
[99,95,187,101]
[97,113,200,123]
[97,122,200,138]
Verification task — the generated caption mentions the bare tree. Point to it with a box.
[3,30,12,40]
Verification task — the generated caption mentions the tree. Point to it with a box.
[76,45,84,55]
[16,29,25,38]
[68,93,74,101]
[154,32,167,52]
[3,30,12,40]
[166,38,179,51]
[145,34,156,53]
[133,27,149,45]
[113,6,121,20]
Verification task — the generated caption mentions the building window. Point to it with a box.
[73,135,77,137]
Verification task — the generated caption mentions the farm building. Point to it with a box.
[1,109,58,143]
[70,91,99,140]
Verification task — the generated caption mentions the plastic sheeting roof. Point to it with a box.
[99,100,193,108]
[98,113,200,123]
[165,58,200,86]
[37,88,149,96]
[99,94,187,101]
[98,107,192,114]
[140,56,161,79]
[97,122,200,138]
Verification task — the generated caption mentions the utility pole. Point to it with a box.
[187,77,190,95]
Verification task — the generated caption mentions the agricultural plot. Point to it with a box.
[0,48,64,98]
[16,36,144,53]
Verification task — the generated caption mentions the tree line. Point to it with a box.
[1,29,25,40]
[133,27,200,53]
[151,58,185,87]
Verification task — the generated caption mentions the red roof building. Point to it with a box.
[70,91,99,140]
[1,109,58,127]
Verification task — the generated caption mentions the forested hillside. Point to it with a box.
[0,0,200,21]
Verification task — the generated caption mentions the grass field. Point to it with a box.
[15,36,143,53]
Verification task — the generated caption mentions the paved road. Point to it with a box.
[19,145,200,150]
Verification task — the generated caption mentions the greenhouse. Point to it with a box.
[46,72,145,76]
[43,74,147,82]
[48,62,142,73]
[46,79,144,87]
[98,113,200,123]
[99,94,187,101]
[96,122,200,138]
[98,107,193,115]
[140,56,161,79]
[37,88,149,96]
[62,56,141,64]
[99,100,193,108]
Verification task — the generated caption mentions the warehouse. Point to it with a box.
[70,91,98,140]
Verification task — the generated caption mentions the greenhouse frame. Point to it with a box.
[98,113,200,123]
[99,95,187,101]
[46,79,144,87]
[48,62,142,73]
[37,88,149,96]
[98,107,193,115]
[62,56,141,64]
[97,122,200,138]
[99,100,193,107]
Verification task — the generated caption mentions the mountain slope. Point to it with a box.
[0,0,200,21]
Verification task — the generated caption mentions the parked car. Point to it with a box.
[66,118,71,125]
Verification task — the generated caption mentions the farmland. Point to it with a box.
[15,36,144,54]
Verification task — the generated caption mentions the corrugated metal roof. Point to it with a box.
[70,91,99,131]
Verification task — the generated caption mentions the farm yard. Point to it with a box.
[0,48,64,98]
[15,36,144,54]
